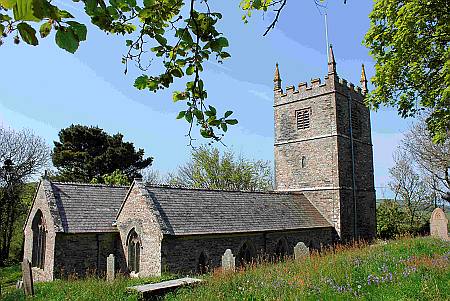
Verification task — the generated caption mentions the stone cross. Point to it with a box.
[107,254,115,281]
[21,259,34,296]
[430,208,449,241]
[294,242,310,260]
[221,249,235,272]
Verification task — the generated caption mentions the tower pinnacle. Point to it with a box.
[327,44,336,75]
[360,64,368,95]
[274,63,282,91]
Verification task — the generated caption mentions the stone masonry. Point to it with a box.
[273,46,376,241]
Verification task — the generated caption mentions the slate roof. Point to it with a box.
[48,182,129,233]
[139,183,332,236]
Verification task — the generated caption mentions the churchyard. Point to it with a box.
[1,236,448,300]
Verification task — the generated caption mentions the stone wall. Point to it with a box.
[53,232,124,279]
[23,181,57,282]
[161,227,334,275]
[116,182,163,277]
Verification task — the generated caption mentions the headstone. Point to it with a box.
[430,208,449,241]
[21,259,34,296]
[294,242,310,260]
[221,249,235,272]
[107,254,115,281]
[16,280,23,289]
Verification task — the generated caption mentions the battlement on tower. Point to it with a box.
[274,74,366,107]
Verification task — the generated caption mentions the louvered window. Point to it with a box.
[296,108,311,130]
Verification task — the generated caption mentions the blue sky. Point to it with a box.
[0,1,411,197]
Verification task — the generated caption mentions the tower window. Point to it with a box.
[301,156,307,168]
[296,108,311,130]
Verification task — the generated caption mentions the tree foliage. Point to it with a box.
[0,0,240,142]
[388,150,433,234]
[0,127,50,266]
[52,124,152,183]
[364,0,450,143]
[376,200,407,239]
[90,169,131,186]
[402,118,450,199]
[168,145,273,191]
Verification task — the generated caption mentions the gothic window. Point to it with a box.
[296,108,311,130]
[127,229,140,273]
[32,210,46,269]
[237,241,255,267]
[301,156,307,168]
[197,251,209,274]
[275,238,288,261]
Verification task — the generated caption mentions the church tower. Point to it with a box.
[273,46,376,241]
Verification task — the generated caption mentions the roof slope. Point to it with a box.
[140,184,331,235]
[49,182,129,233]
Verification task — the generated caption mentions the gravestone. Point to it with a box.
[107,254,115,281]
[221,249,235,272]
[21,259,34,296]
[430,208,449,241]
[294,242,309,260]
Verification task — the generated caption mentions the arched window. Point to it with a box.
[32,210,46,269]
[301,156,307,168]
[127,229,140,273]
[237,241,255,267]
[275,238,288,261]
[197,251,209,274]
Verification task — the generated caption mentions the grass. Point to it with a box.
[0,273,175,301]
[167,237,450,301]
[1,237,449,300]
[0,263,22,291]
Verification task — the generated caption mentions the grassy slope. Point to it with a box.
[167,237,450,301]
[1,237,449,300]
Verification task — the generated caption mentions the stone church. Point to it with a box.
[23,46,376,282]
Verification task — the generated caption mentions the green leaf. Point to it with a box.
[221,123,228,132]
[66,21,87,41]
[0,24,4,36]
[155,34,167,46]
[0,0,16,9]
[216,37,229,47]
[143,0,154,7]
[220,52,231,59]
[58,10,74,19]
[0,14,12,21]
[224,110,233,118]
[172,91,187,102]
[186,65,195,76]
[17,22,38,45]
[39,22,51,38]
[185,111,193,123]
[13,0,40,21]
[208,105,216,115]
[225,119,238,125]
[176,111,185,119]
[55,27,79,53]
[171,68,183,78]
[134,75,149,90]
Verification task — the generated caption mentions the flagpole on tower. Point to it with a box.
[324,12,330,62]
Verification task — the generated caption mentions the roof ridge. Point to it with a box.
[143,183,298,195]
[50,181,130,188]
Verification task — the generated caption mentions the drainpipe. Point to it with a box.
[347,93,357,239]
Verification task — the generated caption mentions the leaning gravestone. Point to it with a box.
[221,249,235,272]
[107,254,115,282]
[294,242,310,260]
[21,259,34,296]
[430,208,449,241]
